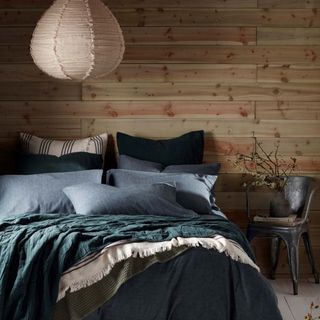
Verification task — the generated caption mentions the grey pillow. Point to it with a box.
[118,155,220,175]
[118,155,163,172]
[0,170,103,217]
[107,169,218,214]
[63,183,197,217]
[163,163,221,175]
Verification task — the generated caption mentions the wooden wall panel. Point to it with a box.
[256,101,320,119]
[1,9,319,27]
[258,27,320,45]
[0,64,257,83]
[258,0,320,8]
[0,0,319,277]
[0,0,258,9]
[0,26,256,45]
[124,46,320,64]
[2,45,320,64]
[82,82,320,101]
[257,65,320,83]
[0,101,255,119]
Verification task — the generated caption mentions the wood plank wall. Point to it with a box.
[0,0,320,277]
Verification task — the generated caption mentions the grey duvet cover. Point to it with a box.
[85,247,282,320]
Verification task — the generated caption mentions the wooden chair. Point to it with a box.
[246,177,319,295]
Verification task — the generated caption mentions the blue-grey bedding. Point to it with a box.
[0,213,282,320]
[0,170,103,216]
[63,182,197,217]
[107,169,218,214]
[118,154,221,175]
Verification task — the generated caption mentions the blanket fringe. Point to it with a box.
[57,236,259,302]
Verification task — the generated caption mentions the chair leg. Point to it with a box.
[302,232,320,284]
[270,237,281,280]
[283,235,300,295]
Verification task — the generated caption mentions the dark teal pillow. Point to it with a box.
[117,131,204,166]
[17,152,103,174]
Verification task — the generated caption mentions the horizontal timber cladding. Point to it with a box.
[257,65,320,83]
[2,45,320,64]
[82,82,320,101]
[0,64,257,83]
[0,0,320,277]
[257,27,320,45]
[258,0,320,8]
[0,26,257,46]
[0,101,255,119]
[1,9,319,27]
[80,118,320,139]
[0,0,259,9]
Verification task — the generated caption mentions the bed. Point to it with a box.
[0,131,283,320]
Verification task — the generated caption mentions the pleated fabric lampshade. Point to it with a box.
[30,0,125,80]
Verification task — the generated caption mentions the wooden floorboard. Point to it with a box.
[269,278,320,320]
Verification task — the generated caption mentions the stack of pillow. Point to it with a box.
[0,130,223,219]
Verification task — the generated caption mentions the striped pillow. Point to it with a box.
[20,133,108,157]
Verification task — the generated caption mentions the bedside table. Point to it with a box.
[245,180,319,295]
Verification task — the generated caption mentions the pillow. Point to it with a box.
[64,183,197,217]
[107,169,218,214]
[0,170,103,217]
[117,131,204,166]
[163,163,221,175]
[17,152,103,174]
[20,132,108,157]
[118,155,164,172]
[118,154,220,175]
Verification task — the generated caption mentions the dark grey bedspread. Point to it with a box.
[85,247,282,320]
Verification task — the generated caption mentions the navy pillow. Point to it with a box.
[17,152,103,174]
[118,154,220,175]
[64,183,197,217]
[117,131,204,166]
[107,169,218,214]
[0,170,103,217]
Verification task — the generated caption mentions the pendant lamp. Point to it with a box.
[30,0,125,80]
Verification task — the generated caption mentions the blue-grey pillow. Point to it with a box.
[63,183,197,217]
[118,154,220,175]
[16,152,103,174]
[107,169,218,214]
[163,163,221,175]
[118,155,164,172]
[117,131,204,166]
[0,170,103,217]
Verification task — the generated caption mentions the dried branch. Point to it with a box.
[229,135,297,191]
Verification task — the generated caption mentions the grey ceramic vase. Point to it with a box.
[269,176,312,218]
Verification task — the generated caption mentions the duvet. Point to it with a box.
[0,213,282,320]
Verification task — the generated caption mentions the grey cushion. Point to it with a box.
[118,155,163,172]
[63,183,197,217]
[163,163,221,175]
[118,155,220,175]
[107,169,218,214]
[0,170,103,217]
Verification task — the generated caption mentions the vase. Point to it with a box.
[269,192,291,217]
[269,176,312,217]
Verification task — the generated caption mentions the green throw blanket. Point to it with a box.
[0,213,253,320]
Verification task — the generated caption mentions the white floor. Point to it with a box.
[269,278,320,320]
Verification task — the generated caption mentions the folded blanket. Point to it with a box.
[0,213,254,320]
